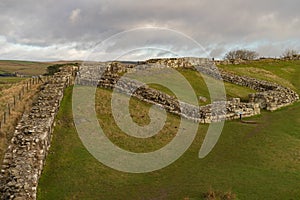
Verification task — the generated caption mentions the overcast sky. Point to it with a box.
[0,0,299,61]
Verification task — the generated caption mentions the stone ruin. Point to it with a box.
[150,58,299,111]
[0,67,74,200]
[77,57,298,123]
[0,57,298,200]
[184,59,299,111]
[214,56,300,66]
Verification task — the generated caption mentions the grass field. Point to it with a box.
[0,77,27,92]
[146,69,255,104]
[37,60,300,199]
[0,60,49,76]
[219,60,300,91]
[0,60,81,76]
[0,77,27,84]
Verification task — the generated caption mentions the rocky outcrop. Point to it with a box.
[0,68,74,200]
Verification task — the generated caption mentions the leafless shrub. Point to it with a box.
[224,49,259,61]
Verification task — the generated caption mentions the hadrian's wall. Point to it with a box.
[0,58,297,199]
[77,57,298,123]
[0,68,74,200]
[93,74,260,123]
[144,58,299,111]
[77,61,259,123]
[214,57,300,66]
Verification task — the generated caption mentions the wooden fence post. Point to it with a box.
[7,104,11,116]
[3,112,6,124]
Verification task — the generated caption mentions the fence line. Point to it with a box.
[0,76,50,131]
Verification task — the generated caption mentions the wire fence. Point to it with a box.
[0,76,50,131]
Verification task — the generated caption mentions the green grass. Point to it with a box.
[219,60,300,92]
[38,92,300,199]
[0,60,50,76]
[0,60,81,76]
[37,60,300,199]
[0,77,27,93]
[0,77,27,84]
[142,69,255,105]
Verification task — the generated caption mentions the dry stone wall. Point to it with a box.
[145,58,299,111]
[77,61,261,123]
[0,68,74,200]
[96,74,260,123]
[77,57,298,123]
[0,58,296,199]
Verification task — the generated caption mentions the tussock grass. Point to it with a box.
[0,77,27,92]
[0,80,42,165]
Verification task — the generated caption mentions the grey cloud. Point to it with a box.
[0,0,300,60]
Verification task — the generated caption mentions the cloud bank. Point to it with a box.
[0,0,299,61]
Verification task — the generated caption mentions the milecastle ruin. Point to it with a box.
[0,57,299,199]
[78,58,299,122]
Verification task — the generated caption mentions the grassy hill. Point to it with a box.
[0,60,81,76]
[36,60,300,199]
[219,60,300,92]
[143,68,255,105]
[0,60,49,76]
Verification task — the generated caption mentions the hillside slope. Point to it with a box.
[38,60,300,200]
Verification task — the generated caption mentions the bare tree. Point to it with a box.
[224,49,259,61]
[282,49,299,59]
